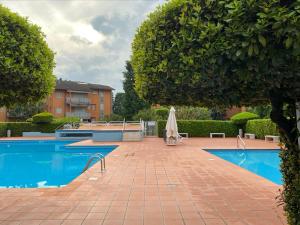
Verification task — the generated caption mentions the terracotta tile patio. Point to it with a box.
[0,137,286,225]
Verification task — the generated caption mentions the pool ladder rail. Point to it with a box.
[237,135,246,150]
[82,153,106,174]
[236,135,247,166]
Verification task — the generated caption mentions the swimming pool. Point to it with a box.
[207,149,282,185]
[0,140,116,188]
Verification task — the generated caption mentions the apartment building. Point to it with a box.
[0,108,7,121]
[46,79,114,121]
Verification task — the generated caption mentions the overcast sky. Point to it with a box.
[0,0,164,93]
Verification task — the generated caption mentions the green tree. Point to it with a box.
[122,61,149,119]
[132,0,300,223]
[113,92,125,116]
[0,5,55,108]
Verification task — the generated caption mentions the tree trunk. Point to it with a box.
[270,95,300,225]
[296,102,300,148]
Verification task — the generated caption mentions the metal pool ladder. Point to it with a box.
[82,153,106,173]
[237,135,246,150]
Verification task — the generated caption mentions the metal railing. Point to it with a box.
[66,112,90,119]
[108,120,125,125]
[72,119,144,137]
[66,97,90,105]
[237,135,246,150]
[55,122,80,131]
[82,153,106,174]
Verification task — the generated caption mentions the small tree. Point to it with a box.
[113,92,126,116]
[122,61,149,119]
[132,0,300,223]
[0,5,55,108]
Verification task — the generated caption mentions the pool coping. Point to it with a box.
[0,137,286,225]
[0,137,282,189]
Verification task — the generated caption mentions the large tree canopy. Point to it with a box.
[132,0,299,106]
[132,0,300,224]
[0,5,55,107]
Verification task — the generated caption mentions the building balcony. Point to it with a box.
[66,112,91,119]
[66,97,90,106]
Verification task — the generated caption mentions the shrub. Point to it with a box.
[176,106,211,120]
[157,120,238,137]
[0,123,8,136]
[32,112,54,124]
[133,108,157,121]
[230,112,259,126]
[0,117,80,137]
[154,107,169,120]
[246,119,279,139]
[26,118,33,122]
[6,122,36,136]
[133,106,213,121]
[54,117,80,123]
[0,122,37,136]
[104,114,124,121]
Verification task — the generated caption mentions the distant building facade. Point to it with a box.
[0,108,7,121]
[0,79,114,122]
[45,79,114,121]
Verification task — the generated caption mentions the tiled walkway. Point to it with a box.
[0,138,286,225]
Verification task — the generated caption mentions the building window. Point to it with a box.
[55,92,63,99]
[100,103,104,110]
[99,91,104,102]
[91,105,96,110]
[56,108,62,114]
[100,103,104,119]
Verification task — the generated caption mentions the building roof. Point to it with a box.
[55,79,114,92]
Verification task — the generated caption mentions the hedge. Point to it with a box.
[245,119,279,139]
[157,120,238,137]
[32,112,54,124]
[230,112,259,125]
[0,117,80,137]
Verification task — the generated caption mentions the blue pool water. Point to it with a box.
[207,149,282,185]
[0,140,116,188]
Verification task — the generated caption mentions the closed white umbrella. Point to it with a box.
[165,107,179,144]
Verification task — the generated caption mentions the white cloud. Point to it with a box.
[0,0,164,92]
[73,23,106,45]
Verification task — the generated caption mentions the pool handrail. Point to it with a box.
[82,153,106,173]
[237,135,246,150]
